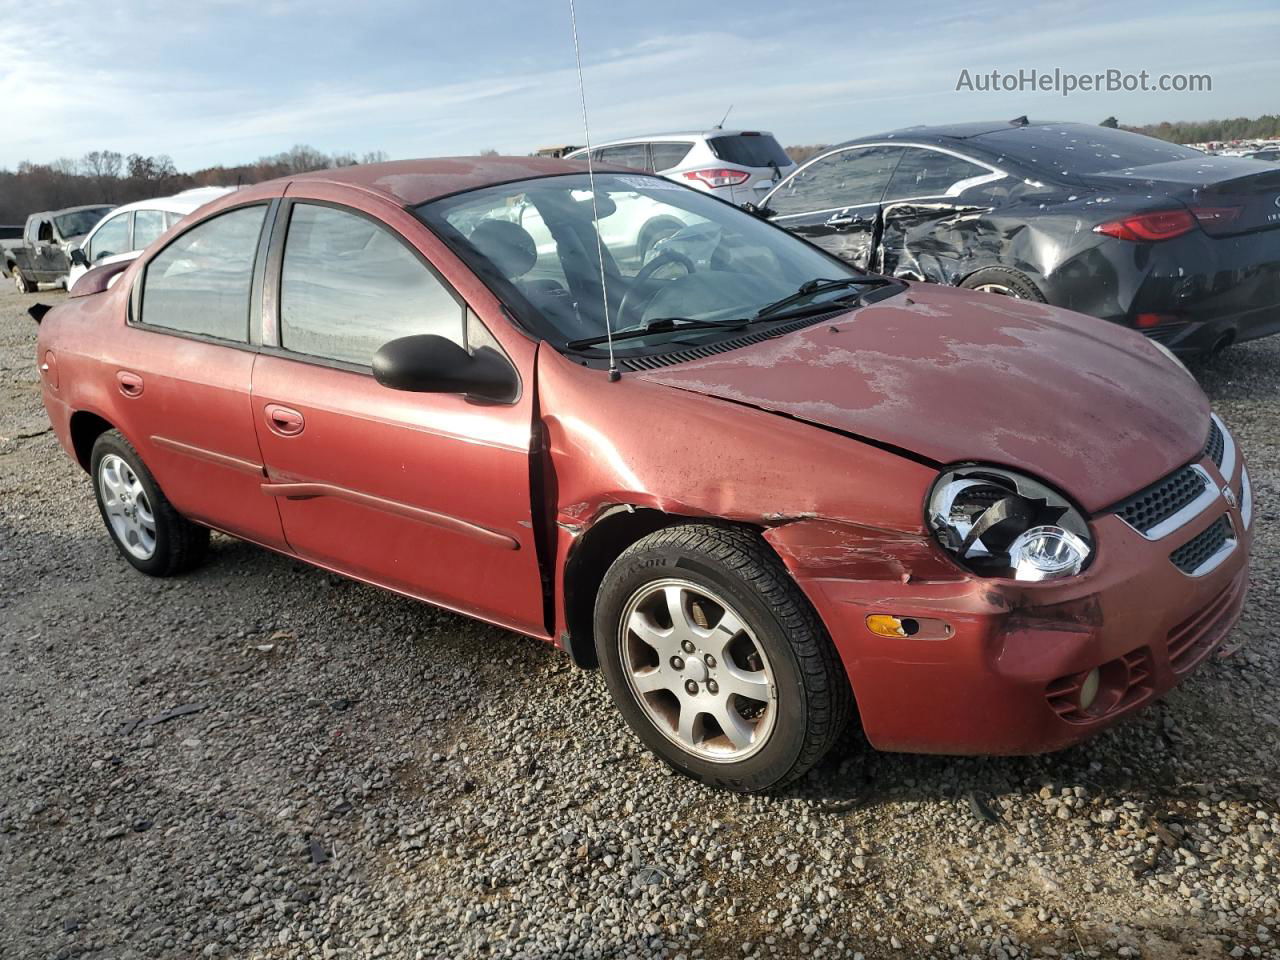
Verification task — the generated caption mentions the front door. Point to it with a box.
[763,145,903,270]
[250,197,545,636]
[33,218,64,283]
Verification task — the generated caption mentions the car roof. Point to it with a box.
[99,187,237,219]
[566,129,773,151]
[34,203,115,219]
[834,120,1074,148]
[284,156,624,207]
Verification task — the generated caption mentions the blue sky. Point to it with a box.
[1,0,1275,170]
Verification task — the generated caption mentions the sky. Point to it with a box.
[1,0,1276,171]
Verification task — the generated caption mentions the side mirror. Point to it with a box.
[373,334,517,403]
[69,247,88,267]
[741,201,774,219]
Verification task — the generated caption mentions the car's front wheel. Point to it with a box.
[12,267,33,294]
[594,524,851,792]
[90,430,209,576]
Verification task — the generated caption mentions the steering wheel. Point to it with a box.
[616,250,697,331]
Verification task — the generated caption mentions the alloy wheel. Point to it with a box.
[971,282,1019,297]
[98,454,157,560]
[618,578,777,762]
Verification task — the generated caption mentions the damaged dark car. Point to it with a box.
[757,120,1280,357]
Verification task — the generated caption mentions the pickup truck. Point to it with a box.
[5,205,114,292]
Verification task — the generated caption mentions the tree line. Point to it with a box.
[0,146,389,224]
[1124,115,1280,145]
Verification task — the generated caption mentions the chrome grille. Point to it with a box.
[1203,418,1225,468]
[1170,515,1233,575]
[1113,465,1209,536]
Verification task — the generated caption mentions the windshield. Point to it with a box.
[416,173,867,352]
[972,125,1204,178]
[54,207,112,239]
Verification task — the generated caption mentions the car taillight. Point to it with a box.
[1190,206,1242,227]
[1093,209,1197,242]
[683,168,752,188]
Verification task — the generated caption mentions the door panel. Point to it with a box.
[112,328,286,549]
[782,206,882,269]
[250,197,545,636]
[250,355,544,635]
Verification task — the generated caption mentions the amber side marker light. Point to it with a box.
[865,615,954,639]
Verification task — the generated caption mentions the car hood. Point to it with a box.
[634,284,1209,512]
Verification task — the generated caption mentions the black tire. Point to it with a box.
[12,266,33,294]
[89,430,209,576]
[594,524,852,793]
[959,266,1046,302]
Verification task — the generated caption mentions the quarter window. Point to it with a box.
[884,149,990,201]
[280,203,463,366]
[88,214,130,262]
[132,209,168,249]
[650,142,693,171]
[767,146,903,216]
[140,205,267,342]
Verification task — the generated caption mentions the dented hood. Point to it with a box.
[635,284,1209,513]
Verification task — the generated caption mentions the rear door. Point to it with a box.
[119,200,287,549]
[763,145,903,269]
[249,192,546,636]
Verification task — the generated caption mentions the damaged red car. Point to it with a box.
[35,158,1253,792]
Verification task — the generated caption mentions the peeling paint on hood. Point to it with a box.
[634,284,1209,513]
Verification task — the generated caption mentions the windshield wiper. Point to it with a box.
[565,316,748,350]
[754,276,894,321]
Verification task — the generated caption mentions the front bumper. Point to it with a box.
[784,439,1253,756]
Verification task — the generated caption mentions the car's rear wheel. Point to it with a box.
[594,524,851,792]
[12,267,33,294]
[960,266,1046,302]
[90,430,209,576]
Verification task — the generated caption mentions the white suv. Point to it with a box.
[566,130,796,205]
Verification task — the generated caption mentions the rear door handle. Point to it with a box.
[116,371,144,397]
[265,403,305,437]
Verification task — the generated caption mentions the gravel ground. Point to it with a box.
[1,282,1277,960]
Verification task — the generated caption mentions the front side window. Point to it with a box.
[280,204,463,366]
[418,172,875,352]
[767,146,903,217]
[140,205,267,342]
[884,149,991,201]
[132,209,168,249]
[88,214,130,262]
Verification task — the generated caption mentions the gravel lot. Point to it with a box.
[1,282,1277,960]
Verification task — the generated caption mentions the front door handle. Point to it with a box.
[265,403,305,437]
[116,371,144,397]
[824,214,865,229]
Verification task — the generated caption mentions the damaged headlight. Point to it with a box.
[927,466,1093,581]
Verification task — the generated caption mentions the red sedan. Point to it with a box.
[34,157,1253,792]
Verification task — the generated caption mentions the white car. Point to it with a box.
[566,130,796,205]
[67,187,235,289]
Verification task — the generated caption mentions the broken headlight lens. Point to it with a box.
[927,466,1092,581]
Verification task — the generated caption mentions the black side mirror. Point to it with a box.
[69,247,87,267]
[741,201,774,219]
[373,334,518,403]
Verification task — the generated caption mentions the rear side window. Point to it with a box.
[708,134,791,168]
[597,144,650,171]
[768,146,902,216]
[279,203,463,366]
[132,209,167,249]
[140,205,267,342]
[650,141,693,171]
[88,214,130,262]
[884,149,990,200]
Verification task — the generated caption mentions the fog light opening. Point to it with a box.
[1079,668,1101,712]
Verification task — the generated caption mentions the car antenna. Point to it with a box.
[567,0,619,382]
[715,104,734,130]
